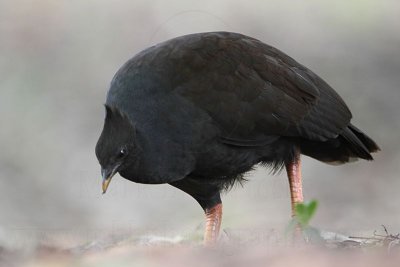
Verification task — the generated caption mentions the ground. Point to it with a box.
[2,226,400,267]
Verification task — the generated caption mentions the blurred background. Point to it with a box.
[1,0,399,251]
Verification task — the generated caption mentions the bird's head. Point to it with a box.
[95,105,137,194]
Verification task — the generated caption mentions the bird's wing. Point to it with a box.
[172,32,352,145]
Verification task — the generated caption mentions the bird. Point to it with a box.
[95,32,379,245]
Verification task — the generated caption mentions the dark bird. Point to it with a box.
[95,32,379,245]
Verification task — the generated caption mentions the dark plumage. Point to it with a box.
[95,32,379,244]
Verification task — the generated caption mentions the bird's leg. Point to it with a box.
[169,178,222,246]
[285,148,304,241]
[285,148,304,217]
[204,203,223,246]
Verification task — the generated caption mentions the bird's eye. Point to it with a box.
[118,148,127,158]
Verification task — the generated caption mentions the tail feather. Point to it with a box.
[297,123,379,164]
[348,124,380,153]
[340,124,380,160]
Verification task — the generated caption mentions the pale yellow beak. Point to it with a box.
[102,177,113,194]
[101,167,118,194]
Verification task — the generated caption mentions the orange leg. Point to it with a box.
[285,148,304,217]
[204,203,223,245]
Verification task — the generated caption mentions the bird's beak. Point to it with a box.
[101,167,117,194]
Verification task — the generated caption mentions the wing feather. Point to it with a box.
[171,32,352,145]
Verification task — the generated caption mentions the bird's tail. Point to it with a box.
[298,123,380,164]
[340,124,380,160]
